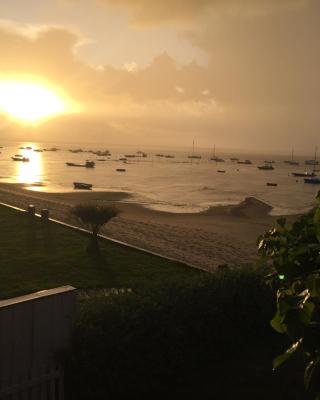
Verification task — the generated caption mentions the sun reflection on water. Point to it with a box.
[14,145,43,185]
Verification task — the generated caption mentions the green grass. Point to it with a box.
[0,205,202,299]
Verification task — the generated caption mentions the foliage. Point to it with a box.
[258,192,320,399]
[65,267,293,400]
[71,204,119,235]
[71,204,119,253]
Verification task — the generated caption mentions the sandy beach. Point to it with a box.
[0,182,288,271]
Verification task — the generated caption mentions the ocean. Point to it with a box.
[0,141,318,215]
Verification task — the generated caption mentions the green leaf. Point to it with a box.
[270,311,286,334]
[273,339,302,370]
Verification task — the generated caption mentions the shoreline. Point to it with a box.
[0,182,297,270]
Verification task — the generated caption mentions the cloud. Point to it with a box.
[101,0,308,24]
[1,3,320,153]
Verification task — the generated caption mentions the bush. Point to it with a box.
[65,267,296,399]
[258,192,320,399]
[71,204,119,254]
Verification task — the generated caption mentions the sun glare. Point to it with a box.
[0,80,74,123]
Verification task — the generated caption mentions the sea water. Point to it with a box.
[0,141,318,215]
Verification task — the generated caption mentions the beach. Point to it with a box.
[0,182,287,271]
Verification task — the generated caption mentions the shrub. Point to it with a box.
[71,204,119,254]
[66,268,283,399]
[258,192,320,399]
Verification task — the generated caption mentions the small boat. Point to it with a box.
[258,163,274,170]
[188,155,202,159]
[11,155,29,162]
[304,177,320,184]
[210,145,224,162]
[305,160,319,165]
[264,160,275,164]
[292,171,316,177]
[33,149,43,152]
[238,160,252,165]
[217,170,226,173]
[284,148,299,165]
[165,155,175,158]
[116,168,126,172]
[137,151,147,157]
[211,157,225,162]
[284,160,299,165]
[66,161,95,168]
[230,157,239,161]
[188,140,201,159]
[266,182,278,187]
[26,146,32,150]
[73,182,92,190]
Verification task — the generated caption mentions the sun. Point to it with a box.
[0,80,76,123]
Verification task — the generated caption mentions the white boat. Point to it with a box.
[292,171,316,177]
[293,147,318,177]
[258,162,274,170]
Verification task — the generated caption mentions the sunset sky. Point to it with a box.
[0,0,319,153]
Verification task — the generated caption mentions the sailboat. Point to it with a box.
[284,148,299,165]
[293,147,317,177]
[210,145,225,162]
[305,146,319,165]
[188,140,201,159]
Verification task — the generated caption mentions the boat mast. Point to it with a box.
[314,146,318,173]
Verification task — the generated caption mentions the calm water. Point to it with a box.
[0,141,318,215]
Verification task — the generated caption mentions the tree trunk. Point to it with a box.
[86,232,100,255]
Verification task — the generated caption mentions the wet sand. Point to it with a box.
[0,183,289,271]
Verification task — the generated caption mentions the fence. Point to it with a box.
[0,286,77,400]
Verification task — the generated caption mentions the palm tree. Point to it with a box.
[71,204,119,254]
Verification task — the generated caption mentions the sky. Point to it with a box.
[0,0,319,154]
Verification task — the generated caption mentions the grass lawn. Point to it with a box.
[0,205,202,299]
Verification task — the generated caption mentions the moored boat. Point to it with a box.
[284,148,299,165]
[66,161,95,168]
[304,177,320,184]
[292,171,316,177]
[258,163,274,170]
[11,155,29,162]
[266,182,278,186]
[73,182,92,190]
[238,160,252,165]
